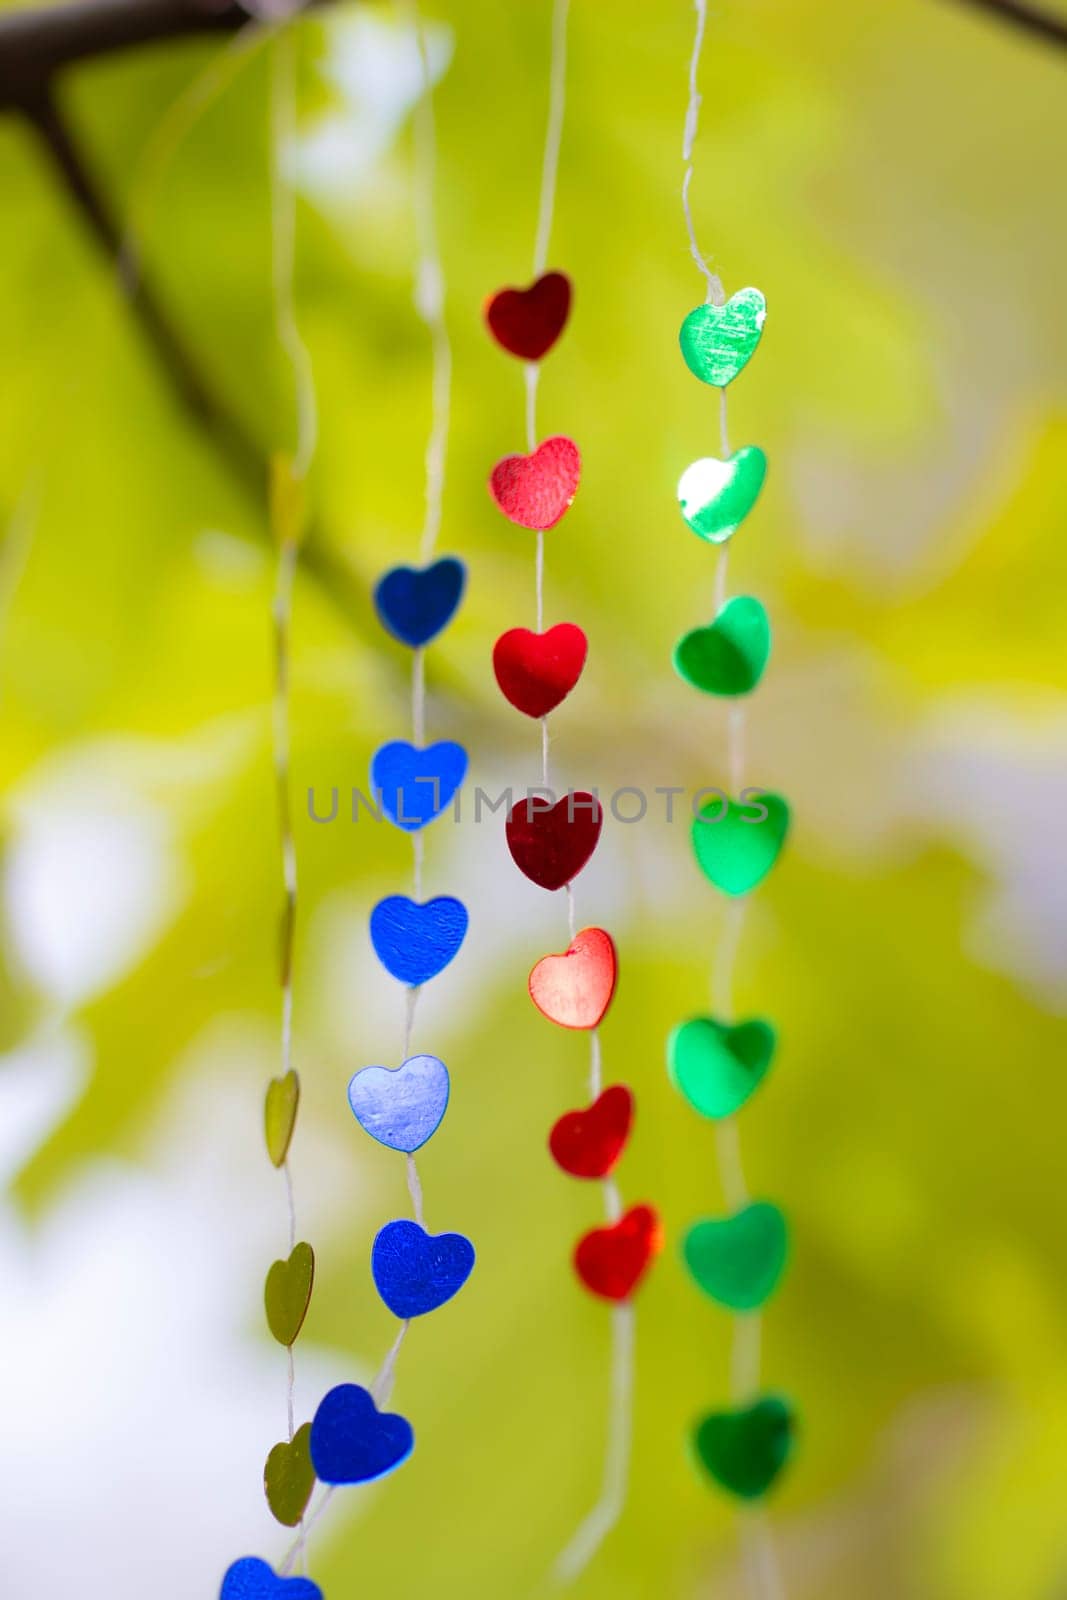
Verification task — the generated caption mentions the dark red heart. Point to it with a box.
[489,436,581,531]
[493,623,588,719]
[574,1204,663,1301]
[529,927,617,1029]
[485,271,572,361]
[549,1086,634,1179]
[505,792,602,891]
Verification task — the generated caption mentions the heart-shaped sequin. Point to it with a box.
[668,1016,776,1119]
[369,895,468,987]
[574,1204,663,1301]
[692,1395,796,1500]
[528,926,617,1029]
[310,1383,414,1486]
[673,597,770,697]
[549,1085,634,1179]
[485,271,572,361]
[220,1559,321,1600]
[679,288,766,388]
[683,1201,788,1310]
[265,1071,299,1169]
[371,1218,475,1319]
[370,740,467,832]
[691,791,789,896]
[265,1241,315,1348]
[677,448,767,544]
[373,557,466,648]
[490,436,581,530]
[506,792,602,891]
[347,1054,450,1153]
[492,623,588,718]
[264,1423,316,1527]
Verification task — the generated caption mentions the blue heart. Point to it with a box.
[310,1383,414,1486]
[348,1054,450,1153]
[220,1558,322,1600]
[374,557,466,648]
[371,1218,476,1319]
[370,741,467,832]
[369,894,469,986]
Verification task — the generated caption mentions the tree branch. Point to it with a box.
[0,0,259,109]
[942,0,1067,50]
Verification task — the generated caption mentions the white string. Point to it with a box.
[681,0,723,306]
[553,1303,635,1583]
[533,0,571,277]
[270,31,318,477]
[403,0,453,562]
[372,1321,411,1406]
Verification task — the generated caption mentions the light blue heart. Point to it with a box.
[370,740,467,832]
[347,1055,450,1153]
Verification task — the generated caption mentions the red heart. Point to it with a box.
[574,1204,663,1301]
[492,623,587,719]
[505,792,602,891]
[529,927,617,1029]
[489,436,581,531]
[485,271,572,361]
[549,1086,634,1179]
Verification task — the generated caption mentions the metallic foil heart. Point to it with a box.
[489,436,581,530]
[549,1085,634,1179]
[485,271,572,361]
[505,792,602,890]
[677,447,767,544]
[492,622,588,718]
[679,287,766,387]
[683,1201,789,1310]
[690,791,789,896]
[528,926,617,1029]
[264,1241,315,1348]
[691,1395,796,1500]
[668,1016,776,1119]
[264,1423,316,1527]
[673,596,770,697]
[574,1203,663,1301]
[264,1071,299,1169]
[347,1054,450,1153]
[310,1383,414,1486]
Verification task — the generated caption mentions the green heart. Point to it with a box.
[668,1017,776,1119]
[679,288,766,387]
[691,791,789,896]
[677,447,767,544]
[683,1202,788,1310]
[265,1241,315,1347]
[692,1395,796,1500]
[673,596,770,697]
[264,1422,316,1526]
[265,1070,300,1168]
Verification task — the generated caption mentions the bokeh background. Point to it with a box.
[2,0,1066,1595]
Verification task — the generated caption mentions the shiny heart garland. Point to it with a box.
[549,1085,634,1179]
[677,447,767,544]
[264,1071,299,1169]
[220,1558,322,1600]
[492,622,588,718]
[691,1396,796,1501]
[264,1241,315,1348]
[369,895,468,987]
[490,436,581,530]
[505,792,602,890]
[528,925,617,1029]
[310,1383,414,1486]
[264,1423,316,1528]
[574,1203,664,1301]
[371,1218,476,1319]
[373,557,466,648]
[679,288,766,388]
[673,596,770,697]
[485,271,573,361]
[690,791,790,896]
[682,1202,788,1310]
[370,739,468,832]
[347,1054,450,1153]
[668,1016,776,1119]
